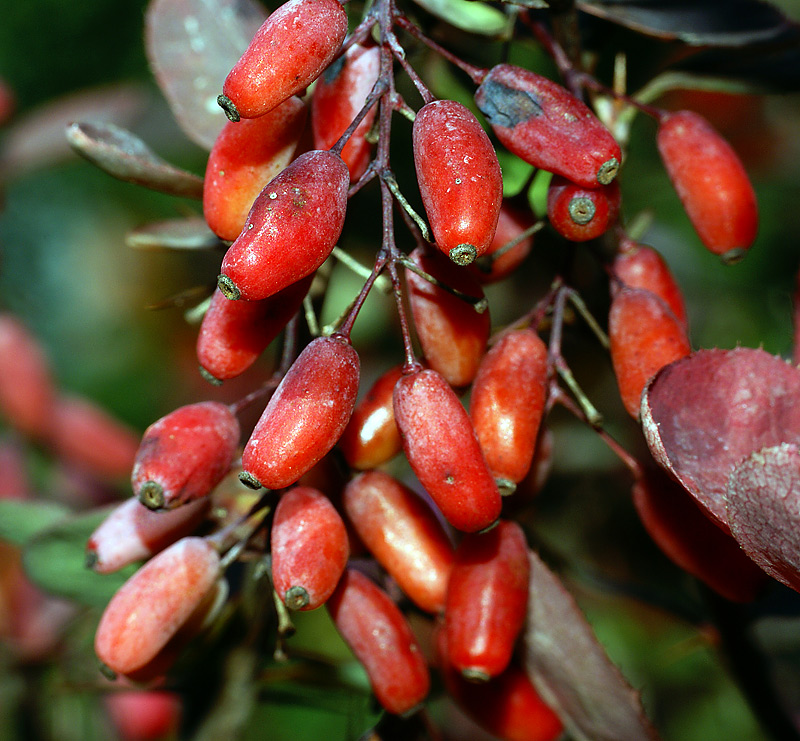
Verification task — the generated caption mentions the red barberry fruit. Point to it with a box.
[444,520,529,680]
[86,497,210,575]
[338,364,403,470]
[217,150,349,301]
[311,43,380,181]
[470,329,548,489]
[412,99,503,266]
[406,247,490,389]
[468,202,535,284]
[327,568,430,715]
[475,64,621,187]
[203,96,308,241]
[241,335,359,490]
[132,402,240,511]
[94,537,222,678]
[197,277,312,384]
[219,0,348,121]
[609,286,691,418]
[271,486,349,610]
[547,175,620,242]
[393,368,501,533]
[657,110,758,262]
[343,470,455,613]
[105,690,182,741]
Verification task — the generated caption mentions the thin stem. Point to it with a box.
[331,77,390,156]
[566,288,610,349]
[398,254,488,313]
[332,246,391,292]
[382,170,431,242]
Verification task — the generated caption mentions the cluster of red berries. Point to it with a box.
[0,0,769,737]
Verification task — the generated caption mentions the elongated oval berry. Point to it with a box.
[312,44,380,181]
[475,64,621,187]
[219,0,348,121]
[204,97,308,241]
[271,486,349,610]
[547,175,620,242]
[197,277,312,384]
[393,368,501,533]
[470,329,548,489]
[241,335,359,490]
[338,365,403,470]
[657,110,757,262]
[468,202,535,284]
[218,150,349,301]
[609,287,691,418]
[327,568,430,715]
[343,471,455,613]
[612,236,687,329]
[94,537,221,677]
[86,497,209,575]
[406,247,490,389]
[132,402,240,511]
[413,100,503,266]
[444,520,529,680]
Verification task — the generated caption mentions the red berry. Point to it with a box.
[444,520,529,680]
[475,64,621,188]
[327,568,430,715]
[546,175,620,242]
[470,329,548,487]
[105,690,182,741]
[413,99,503,266]
[468,202,535,284]
[241,335,359,490]
[220,0,348,121]
[203,96,308,241]
[657,110,758,261]
[271,486,349,610]
[343,470,455,614]
[406,247,490,389]
[393,368,501,533]
[609,286,691,418]
[338,364,403,470]
[218,150,349,301]
[197,277,312,384]
[132,402,240,511]
[311,43,380,181]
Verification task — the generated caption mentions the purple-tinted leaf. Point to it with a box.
[524,551,660,741]
[66,122,204,199]
[145,0,268,150]
[126,218,223,251]
[641,348,800,530]
[727,443,800,592]
[577,0,793,47]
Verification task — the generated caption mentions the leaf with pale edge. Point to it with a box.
[66,122,204,199]
[126,218,223,251]
[726,443,800,593]
[641,347,800,531]
[524,551,660,741]
[145,0,268,150]
[0,500,71,547]
[410,0,509,36]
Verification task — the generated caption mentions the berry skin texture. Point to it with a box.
[203,96,308,241]
[444,520,530,681]
[393,368,501,533]
[271,486,349,610]
[657,110,758,262]
[132,402,240,511]
[241,335,360,490]
[197,277,312,384]
[546,175,620,242]
[343,470,455,614]
[327,568,430,715]
[475,64,621,188]
[609,287,691,418]
[220,0,348,121]
[94,537,221,678]
[470,329,548,487]
[468,202,535,284]
[413,100,503,266]
[218,150,349,301]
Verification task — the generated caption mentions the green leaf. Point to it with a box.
[22,507,139,608]
[410,0,509,36]
[0,500,71,546]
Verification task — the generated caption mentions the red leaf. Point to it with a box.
[641,347,800,530]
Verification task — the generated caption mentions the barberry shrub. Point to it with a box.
[1,0,799,740]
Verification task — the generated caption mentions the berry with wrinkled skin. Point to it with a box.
[547,176,620,242]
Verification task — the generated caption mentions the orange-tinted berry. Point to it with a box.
[468,203,535,284]
[547,176,620,242]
